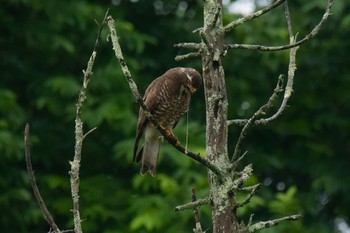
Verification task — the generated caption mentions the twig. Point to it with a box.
[191,189,205,233]
[83,127,98,140]
[284,2,293,37]
[225,0,334,52]
[175,196,211,212]
[175,52,201,61]
[248,214,302,232]
[257,37,298,123]
[236,184,262,208]
[224,0,286,32]
[248,214,254,227]
[231,151,247,171]
[106,15,223,177]
[93,9,109,52]
[25,124,61,233]
[231,75,284,161]
[69,10,109,233]
[192,189,200,223]
[239,184,261,191]
[228,74,284,127]
[174,42,202,50]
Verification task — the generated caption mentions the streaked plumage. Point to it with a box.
[133,67,202,176]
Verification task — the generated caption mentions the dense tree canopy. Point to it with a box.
[1,0,349,232]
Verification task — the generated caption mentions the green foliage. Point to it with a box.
[1,0,349,232]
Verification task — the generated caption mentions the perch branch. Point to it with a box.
[224,0,286,32]
[24,124,61,233]
[69,10,109,233]
[106,15,222,177]
[248,214,302,232]
[225,0,334,52]
[231,75,284,161]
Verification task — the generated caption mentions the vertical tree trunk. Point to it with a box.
[202,1,236,232]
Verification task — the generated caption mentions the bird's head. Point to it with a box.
[184,68,202,94]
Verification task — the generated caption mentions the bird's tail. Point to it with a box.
[140,136,160,177]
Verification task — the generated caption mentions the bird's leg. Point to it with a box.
[167,129,181,146]
[159,126,180,146]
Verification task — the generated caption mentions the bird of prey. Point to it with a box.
[133,67,202,176]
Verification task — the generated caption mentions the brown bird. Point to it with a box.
[133,67,202,176]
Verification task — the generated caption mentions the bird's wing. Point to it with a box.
[133,77,165,162]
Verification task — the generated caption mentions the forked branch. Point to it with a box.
[228,1,301,128]
[231,75,284,160]
[224,0,286,32]
[225,0,334,52]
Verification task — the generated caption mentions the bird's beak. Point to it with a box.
[190,86,198,93]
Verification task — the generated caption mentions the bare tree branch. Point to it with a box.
[225,0,334,52]
[24,124,62,233]
[83,127,98,140]
[248,214,302,232]
[228,74,284,127]
[227,3,301,128]
[228,1,302,159]
[231,75,284,161]
[174,42,202,50]
[224,0,286,32]
[175,52,201,61]
[236,184,262,209]
[231,151,248,171]
[191,189,206,233]
[69,51,95,233]
[106,15,223,177]
[175,196,211,212]
[284,2,294,37]
[192,189,200,223]
[69,10,109,233]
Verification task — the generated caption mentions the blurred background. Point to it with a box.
[1,0,349,232]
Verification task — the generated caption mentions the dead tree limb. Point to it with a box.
[224,0,286,32]
[69,10,109,233]
[225,0,334,52]
[24,124,62,233]
[247,214,302,232]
